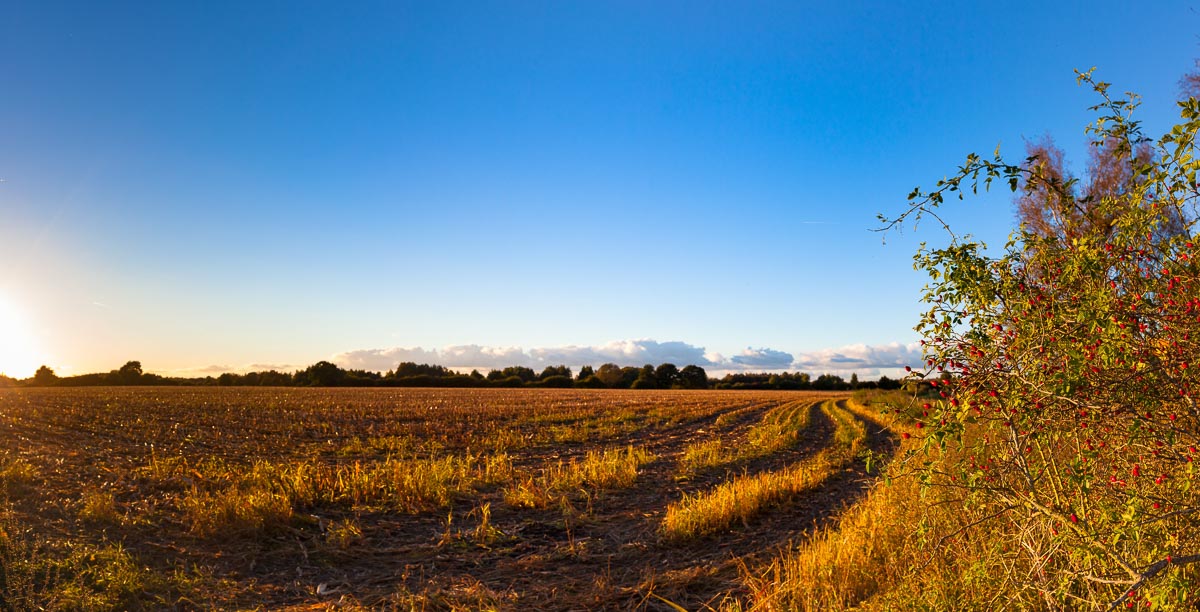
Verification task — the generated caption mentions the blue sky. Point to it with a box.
[2,1,1199,378]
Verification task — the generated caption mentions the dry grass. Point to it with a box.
[181,486,295,537]
[504,445,655,509]
[677,400,818,475]
[180,452,515,536]
[77,489,122,525]
[0,455,38,497]
[1,387,864,608]
[662,453,843,541]
[324,516,364,550]
[723,395,1017,610]
[662,401,865,541]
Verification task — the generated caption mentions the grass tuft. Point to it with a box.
[504,445,654,509]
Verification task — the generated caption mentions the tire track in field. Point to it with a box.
[401,396,892,611]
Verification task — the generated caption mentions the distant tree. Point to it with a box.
[876,375,901,390]
[469,369,485,381]
[498,366,536,383]
[32,365,58,386]
[576,365,595,381]
[575,375,606,389]
[614,366,641,389]
[538,365,572,380]
[676,365,708,389]
[812,373,846,390]
[298,361,345,386]
[653,363,679,388]
[117,361,144,385]
[538,375,574,388]
[258,370,292,386]
[392,362,455,379]
[595,363,624,387]
[849,373,859,389]
[493,375,524,388]
[631,365,658,389]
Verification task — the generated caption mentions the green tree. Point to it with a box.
[538,365,572,380]
[676,365,708,389]
[595,363,624,387]
[631,365,658,389]
[654,363,679,388]
[884,70,1200,607]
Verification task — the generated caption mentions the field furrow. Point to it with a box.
[0,387,901,610]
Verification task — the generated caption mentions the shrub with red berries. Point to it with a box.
[884,71,1200,607]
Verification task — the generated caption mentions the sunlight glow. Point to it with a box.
[0,296,43,379]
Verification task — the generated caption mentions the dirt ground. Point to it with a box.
[0,387,896,610]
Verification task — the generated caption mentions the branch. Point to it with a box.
[1104,554,1200,612]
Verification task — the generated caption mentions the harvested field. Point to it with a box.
[0,387,898,610]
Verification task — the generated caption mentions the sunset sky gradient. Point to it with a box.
[2,2,1198,378]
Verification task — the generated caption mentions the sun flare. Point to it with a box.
[0,297,43,379]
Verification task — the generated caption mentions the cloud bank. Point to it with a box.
[789,342,923,377]
[329,339,922,378]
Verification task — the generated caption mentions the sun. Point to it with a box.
[0,297,43,379]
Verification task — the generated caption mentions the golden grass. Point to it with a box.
[181,486,295,537]
[77,489,121,525]
[662,401,865,541]
[722,395,1043,610]
[677,400,818,475]
[504,445,655,509]
[662,453,842,540]
[180,452,515,536]
[677,438,726,473]
[324,516,364,550]
[0,456,38,497]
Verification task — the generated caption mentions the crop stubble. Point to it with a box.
[0,387,895,610]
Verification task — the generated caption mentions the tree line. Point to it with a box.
[0,360,900,391]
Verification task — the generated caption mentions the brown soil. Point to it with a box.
[0,388,897,611]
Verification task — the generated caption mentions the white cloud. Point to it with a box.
[331,339,717,372]
[730,347,795,369]
[160,341,921,380]
[440,345,531,369]
[334,347,440,372]
[789,342,923,377]
[326,339,921,378]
